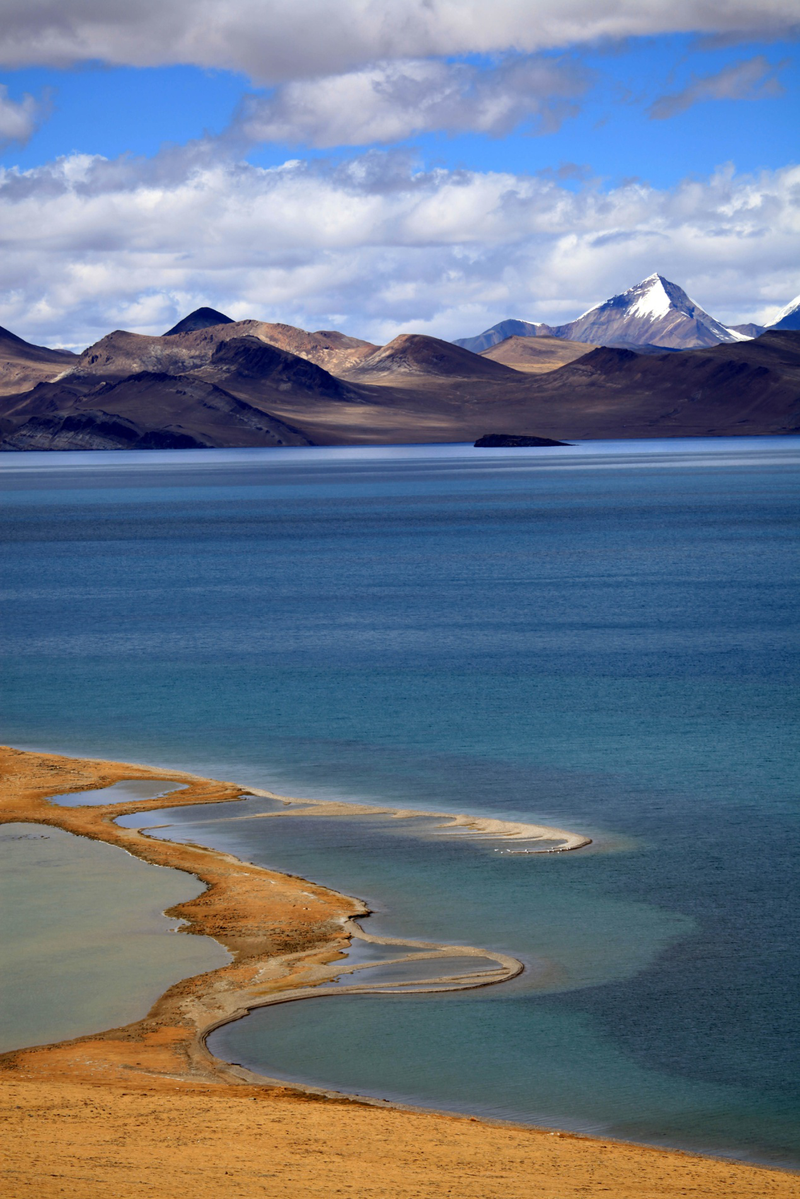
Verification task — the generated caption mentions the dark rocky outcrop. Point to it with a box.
[164,307,234,336]
[474,434,570,447]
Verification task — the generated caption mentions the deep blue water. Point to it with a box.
[1,439,798,1165]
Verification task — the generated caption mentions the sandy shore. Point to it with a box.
[1,744,796,1197]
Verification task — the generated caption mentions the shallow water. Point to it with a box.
[2,439,798,1164]
[0,823,229,1051]
[47,779,188,805]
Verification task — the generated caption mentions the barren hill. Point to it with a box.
[517,330,800,436]
[251,324,378,374]
[69,321,377,384]
[343,333,519,384]
[1,317,798,450]
[0,370,312,451]
[164,307,234,336]
[480,335,595,373]
[0,326,75,397]
[201,336,363,403]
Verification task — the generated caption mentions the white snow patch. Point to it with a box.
[722,326,752,342]
[629,276,672,321]
[773,292,800,322]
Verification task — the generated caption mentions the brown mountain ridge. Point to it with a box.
[0,311,798,449]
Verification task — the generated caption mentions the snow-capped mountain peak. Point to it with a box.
[554,274,749,349]
[454,274,791,353]
[628,275,674,321]
[770,292,800,331]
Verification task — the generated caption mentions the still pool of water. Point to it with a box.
[0,823,229,1051]
[1,439,798,1165]
[47,779,188,805]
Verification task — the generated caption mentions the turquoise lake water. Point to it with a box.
[1,439,798,1165]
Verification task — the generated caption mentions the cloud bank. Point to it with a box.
[237,56,590,147]
[1,147,797,347]
[1,1,798,80]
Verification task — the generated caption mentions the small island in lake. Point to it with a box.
[474,434,571,447]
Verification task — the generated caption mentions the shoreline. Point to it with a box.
[0,744,554,1088]
[1,744,796,1197]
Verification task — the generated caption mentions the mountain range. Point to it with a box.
[1,275,798,450]
[456,274,798,353]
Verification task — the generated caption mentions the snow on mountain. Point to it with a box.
[455,274,757,353]
[553,274,749,349]
[629,278,673,321]
[769,293,800,331]
[726,322,765,339]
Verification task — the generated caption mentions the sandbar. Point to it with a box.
[1,745,796,1198]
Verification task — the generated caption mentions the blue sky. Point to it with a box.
[2,36,795,186]
[0,2,797,347]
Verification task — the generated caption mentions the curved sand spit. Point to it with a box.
[1,745,796,1199]
[197,786,593,852]
[0,744,559,1090]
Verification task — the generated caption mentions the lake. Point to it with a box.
[1,437,798,1165]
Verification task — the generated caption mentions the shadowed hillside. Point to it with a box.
[1,317,798,448]
[343,334,519,383]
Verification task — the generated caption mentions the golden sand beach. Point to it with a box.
[1,744,797,1198]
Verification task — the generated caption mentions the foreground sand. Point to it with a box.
[1,745,797,1197]
[5,1075,798,1199]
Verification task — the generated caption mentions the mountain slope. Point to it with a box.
[454,274,758,353]
[479,335,595,373]
[202,336,363,402]
[164,307,234,336]
[71,320,378,382]
[454,319,554,354]
[343,333,519,382]
[769,293,800,331]
[0,371,313,450]
[552,274,750,349]
[0,325,76,397]
[250,324,378,374]
[727,322,765,338]
[521,329,800,435]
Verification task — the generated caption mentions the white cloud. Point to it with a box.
[0,1,797,81]
[0,84,44,145]
[0,148,798,348]
[648,54,787,119]
[236,56,589,147]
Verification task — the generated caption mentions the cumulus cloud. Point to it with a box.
[648,54,787,118]
[0,148,797,348]
[0,84,45,146]
[236,56,590,147]
[0,1,798,80]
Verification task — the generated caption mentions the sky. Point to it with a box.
[0,1,797,349]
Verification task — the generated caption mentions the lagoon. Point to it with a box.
[0,822,228,1052]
